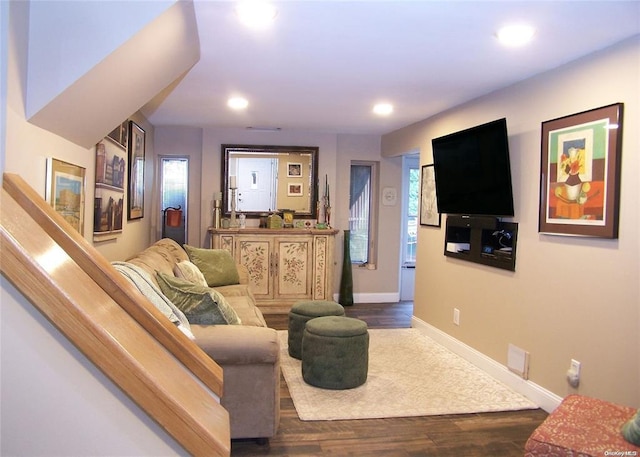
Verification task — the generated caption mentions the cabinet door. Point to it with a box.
[274,238,312,299]
[237,238,272,297]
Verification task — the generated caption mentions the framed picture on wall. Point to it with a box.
[539,103,623,238]
[287,162,302,177]
[128,120,146,220]
[420,164,440,227]
[94,139,125,240]
[287,183,303,196]
[46,158,86,235]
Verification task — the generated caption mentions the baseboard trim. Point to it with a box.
[332,292,400,304]
[411,316,562,413]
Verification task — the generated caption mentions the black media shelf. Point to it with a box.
[444,216,518,271]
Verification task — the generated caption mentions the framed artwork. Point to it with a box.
[94,139,125,239]
[287,162,302,177]
[46,158,86,234]
[420,164,441,227]
[539,103,623,238]
[287,183,303,196]
[107,121,129,149]
[128,120,145,220]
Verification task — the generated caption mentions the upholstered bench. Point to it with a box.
[288,300,345,359]
[525,394,640,456]
[301,316,369,390]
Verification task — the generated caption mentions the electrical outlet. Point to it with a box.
[567,359,581,387]
[570,359,581,376]
[453,308,460,326]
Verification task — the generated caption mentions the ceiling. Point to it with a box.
[142,1,640,136]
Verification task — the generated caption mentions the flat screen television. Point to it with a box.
[431,118,515,217]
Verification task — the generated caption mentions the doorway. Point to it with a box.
[160,157,188,245]
[400,154,419,301]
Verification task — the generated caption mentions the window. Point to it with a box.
[403,156,420,265]
[349,161,379,265]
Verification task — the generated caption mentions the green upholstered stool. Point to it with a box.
[301,316,369,390]
[288,300,345,359]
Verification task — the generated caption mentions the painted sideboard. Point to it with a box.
[209,228,337,314]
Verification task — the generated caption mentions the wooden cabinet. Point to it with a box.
[209,228,337,314]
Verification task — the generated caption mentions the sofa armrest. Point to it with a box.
[190,325,279,365]
[236,264,250,285]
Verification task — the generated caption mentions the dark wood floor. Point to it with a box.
[231,302,547,456]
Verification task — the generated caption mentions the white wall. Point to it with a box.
[0,2,184,454]
[382,36,640,407]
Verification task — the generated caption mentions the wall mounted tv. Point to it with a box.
[432,118,515,217]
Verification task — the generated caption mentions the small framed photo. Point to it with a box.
[539,103,623,238]
[287,162,302,177]
[420,164,441,227]
[288,183,303,196]
[46,158,86,234]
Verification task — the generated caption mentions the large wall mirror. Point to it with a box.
[222,144,319,219]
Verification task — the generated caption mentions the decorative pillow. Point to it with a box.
[174,260,208,287]
[111,261,195,340]
[155,272,241,325]
[622,409,640,445]
[183,245,240,287]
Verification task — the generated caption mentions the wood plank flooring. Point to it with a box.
[231,302,547,456]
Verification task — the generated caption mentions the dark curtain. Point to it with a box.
[350,165,370,209]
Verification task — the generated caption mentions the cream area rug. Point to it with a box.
[278,328,537,421]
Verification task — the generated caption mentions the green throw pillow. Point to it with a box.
[155,272,241,325]
[183,245,240,287]
[622,409,640,446]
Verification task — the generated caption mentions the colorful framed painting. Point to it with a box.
[539,103,623,238]
[46,158,86,234]
[128,120,145,220]
[420,164,441,227]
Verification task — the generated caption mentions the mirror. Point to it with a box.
[222,144,319,219]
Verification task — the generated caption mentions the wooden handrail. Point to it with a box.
[3,173,224,396]
[1,175,230,456]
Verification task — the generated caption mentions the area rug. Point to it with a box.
[278,328,537,421]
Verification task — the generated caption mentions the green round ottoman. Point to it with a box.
[288,300,345,359]
[301,316,369,390]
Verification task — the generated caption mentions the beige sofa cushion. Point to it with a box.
[173,260,208,287]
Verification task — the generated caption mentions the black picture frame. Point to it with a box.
[127,120,145,220]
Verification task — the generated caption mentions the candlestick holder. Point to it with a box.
[229,187,238,227]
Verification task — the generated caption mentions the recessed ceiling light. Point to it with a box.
[373,103,394,116]
[496,24,536,47]
[227,97,249,110]
[235,1,277,29]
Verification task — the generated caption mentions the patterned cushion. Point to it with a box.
[525,395,640,456]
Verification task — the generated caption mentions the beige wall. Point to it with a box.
[157,126,403,299]
[382,37,640,407]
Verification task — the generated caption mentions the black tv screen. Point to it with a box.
[432,118,515,217]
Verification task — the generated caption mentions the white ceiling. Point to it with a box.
[142,1,640,136]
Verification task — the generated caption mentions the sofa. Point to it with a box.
[120,238,280,441]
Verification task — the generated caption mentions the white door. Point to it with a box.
[236,158,277,212]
